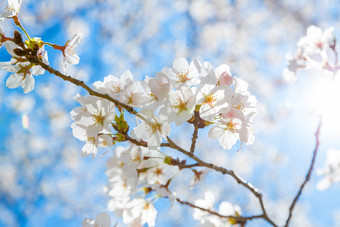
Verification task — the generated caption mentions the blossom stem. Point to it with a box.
[284,116,322,227]
[12,16,31,40]
[190,110,200,153]
[165,136,277,227]
[43,42,57,47]
[176,197,263,225]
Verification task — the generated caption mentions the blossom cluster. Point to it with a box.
[104,145,174,226]
[0,31,82,93]
[0,35,49,93]
[69,57,256,226]
[283,25,337,82]
[317,149,340,190]
[193,191,241,227]
[284,25,340,191]
[0,0,82,94]
[72,57,257,157]
[0,2,256,224]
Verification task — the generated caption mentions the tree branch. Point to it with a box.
[190,110,200,153]
[24,55,151,122]
[25,54,277,226]
[176,197,264,225]
[124,133,276,225]
[165,137,277,227]
[284,117,322,227]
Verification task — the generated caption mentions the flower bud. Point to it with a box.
[13,48,26,56]
[13,31,23,46]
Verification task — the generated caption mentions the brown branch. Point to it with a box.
[124,134,148,147]
[176,197,263,225]
[178,163,200,169]
[165,136,277,227]
[124,134,199,169]
[24,53,277,226]
[190,111,200,153]
[284,117,322,227]
[24,55,137,116]
[125,133,276,225]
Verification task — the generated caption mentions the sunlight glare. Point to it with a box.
[307,76,340,134]
[22,114,29,130]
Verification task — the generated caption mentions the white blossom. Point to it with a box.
[71,94,115,156]
[133,109,170,149]
[123,198,157,227]
[161,87,196,126]
[71,94,115,137]
[317,149,340,190]
[298,25,334,55]
[138,149,179,185]
[63,33,83,69]
[0,41,48,93]
[196,81,231,122]
[119,80,154,108]
[163,57,201,89]
[0,0,22,18]
[82,212,111,227]
[93,70,133,98]
[193,191,241,227]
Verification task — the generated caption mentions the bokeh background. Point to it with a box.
[0,0,340,226]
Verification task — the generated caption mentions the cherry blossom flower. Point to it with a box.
[215,64,233,86]
[70,94,115,156]
[82,212,111,227]
[207,77,256,149]
[0,25,7,47]
[71,125,114,157]
[61,33,83,69]
[193,191,241,227]
[193,191,216,225]
[0,41,48,93]
[145,183,175,202]
[123,198,157,227]
[208,117,243,150]
[162,57,201,89]
[1,60,34,93]
[138,149,179,185]
[196,76,231,121]
[222,78,257,120]
[142,72,171,110]
[283,51,306,83]
[106,145,140,192]
[71,94,115,137]
[119,80,154,108]
[133,109,170,149]
[283,25,337,81]
[93,70,133,99]
[161,87,196,126]
[105,145,142,217]
[189,169,210,189]
[0,0,22,19]
[316,149,340,190]
[298,25,334,55]
[147,72,171,101]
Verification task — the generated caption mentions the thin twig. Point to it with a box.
[176,197,263,225]
[165,137,277,227]
[125,133,275,225]
[190,111,200,153]
[124,134,199,169]
[284,117,322,227]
